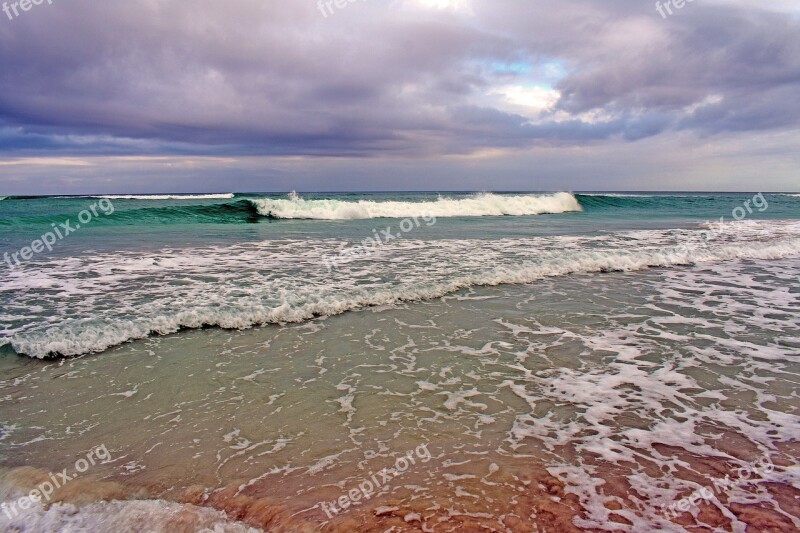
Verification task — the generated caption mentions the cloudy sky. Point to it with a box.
[0,0,798,193]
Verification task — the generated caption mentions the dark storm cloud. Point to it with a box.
[0,0,797,158]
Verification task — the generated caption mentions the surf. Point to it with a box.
[4,223,799,359]
[250,192,582,220]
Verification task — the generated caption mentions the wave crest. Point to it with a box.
[250,192,582,220]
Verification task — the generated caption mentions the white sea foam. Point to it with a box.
[0,498,260,532]
[250,192,582,219]
[513,261,800,532]
[90,193,235,200]
[2,220,798,358]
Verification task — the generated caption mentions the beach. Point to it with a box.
[1,192,799,532]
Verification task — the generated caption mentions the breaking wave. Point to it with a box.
[2,193,797,225]
[250,192,582,219]
[5,227,799,359]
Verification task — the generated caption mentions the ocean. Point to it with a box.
[0,191,798,532]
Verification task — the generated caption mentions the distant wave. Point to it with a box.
[578,193,660,198]
[91,193,235,200]
[109,199,263,224]
[1,195,46,200]
[251,192,582,220]
[0,199,262,227]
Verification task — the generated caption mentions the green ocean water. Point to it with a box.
[1,192,798,248]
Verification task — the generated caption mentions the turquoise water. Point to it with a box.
[1,192,798,252]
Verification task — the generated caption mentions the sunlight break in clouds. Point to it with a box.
[493,85,561,116]
[407,0,473,14]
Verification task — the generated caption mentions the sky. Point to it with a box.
[0,0,798,193]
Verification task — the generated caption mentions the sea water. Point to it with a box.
[0,192,798,531]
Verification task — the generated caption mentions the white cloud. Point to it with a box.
[490,85,561,116]
[683,95,725,116]
[406,0,473,14]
